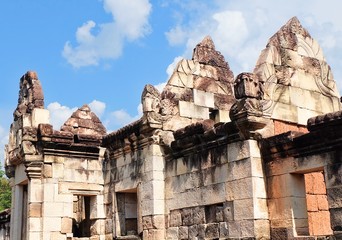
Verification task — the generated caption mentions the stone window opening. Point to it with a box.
[72,195,91,238]
[209,109,218,122]
[116,191,138,237]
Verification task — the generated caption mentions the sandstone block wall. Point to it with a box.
[165,140,269,239]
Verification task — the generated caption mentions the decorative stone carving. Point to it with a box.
[230,73,269,139]
[141,84,163,128]
[230,73,264,120]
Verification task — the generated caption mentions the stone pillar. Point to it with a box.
[141,144,166,239]
[225,140,270,239]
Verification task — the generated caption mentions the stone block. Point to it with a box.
[43,164,52,178]
[219,222,229,238]
[240,219,254,237]
[253,177,267,199]
[43,217,62,232]
[215,109,230,123]
[327,187,342,208]
[188,225,198,239]
[179,101,209,119]
[182,208,193,226]
[255,45,281,66]
[179,226,188,239]
[163,116,192,131]
[143,215,153,230]
[29,181,43,202]
[144,155,164,172]
[32,108,50,127]
[169,71,194,88]
[223,201,234,221]
[227,140,251,162]
[254,198,269,219]
[29,202,42,217]
[49,232,66,240]
[325,163,342,188]
[197,224,206,238]
[170,210,182,227]
[297,34,325,60]
[201,183,226,206]
[254,219,270,239]
[233,198,254,220]
[227,158,252,181]
[271,102,298,123]
[61,217,72,233]
[205,223,219,238]
[166,227,178,240]
[306,194,318,212]
[226,178,253,201]
[328,207,342,232]
[308,211,333,236]
[290,69,320,92]
[193,89,215,108]
[228,221,240,238]
[29,217,41,232]
[297,107,320,125]
[43,202,64,217]
[268,174,306,199]
[194,76,218,93]
[193,206,206,224]
[152,215,165,229]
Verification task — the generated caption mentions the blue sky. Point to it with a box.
[1,0,342,162]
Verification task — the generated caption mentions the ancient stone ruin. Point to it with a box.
[4,17,342,239]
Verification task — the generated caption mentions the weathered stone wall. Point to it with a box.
[165,139,269,239]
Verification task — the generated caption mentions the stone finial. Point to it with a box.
[141,84,163,128]
[14,71,44,119]
[234,73,264,100]
[192,35,230,69]
[230,73,268,139]
[60,104,106,136]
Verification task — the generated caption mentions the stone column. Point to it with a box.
[226,139,270,239]
[141,144,166,239]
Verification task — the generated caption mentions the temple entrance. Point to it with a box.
[116,190,138,237]
[72,195,91,238]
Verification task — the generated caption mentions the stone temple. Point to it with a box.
[3,17,342,239]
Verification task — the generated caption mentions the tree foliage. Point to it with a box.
[0,165,11,211]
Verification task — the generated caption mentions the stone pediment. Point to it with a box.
[254,17,341,125]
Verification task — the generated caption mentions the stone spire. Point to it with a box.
[192,35,231,70]
[60,104,106,136]
[254,16,341,125]
[13,71,44,120]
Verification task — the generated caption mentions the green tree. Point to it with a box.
[0,164,11,211]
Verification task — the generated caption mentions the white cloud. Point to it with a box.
[47,102,77,130]
[63,0,152,68]
[89,100,106,118]
[165,0,342,83]
[106,107,142,131]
